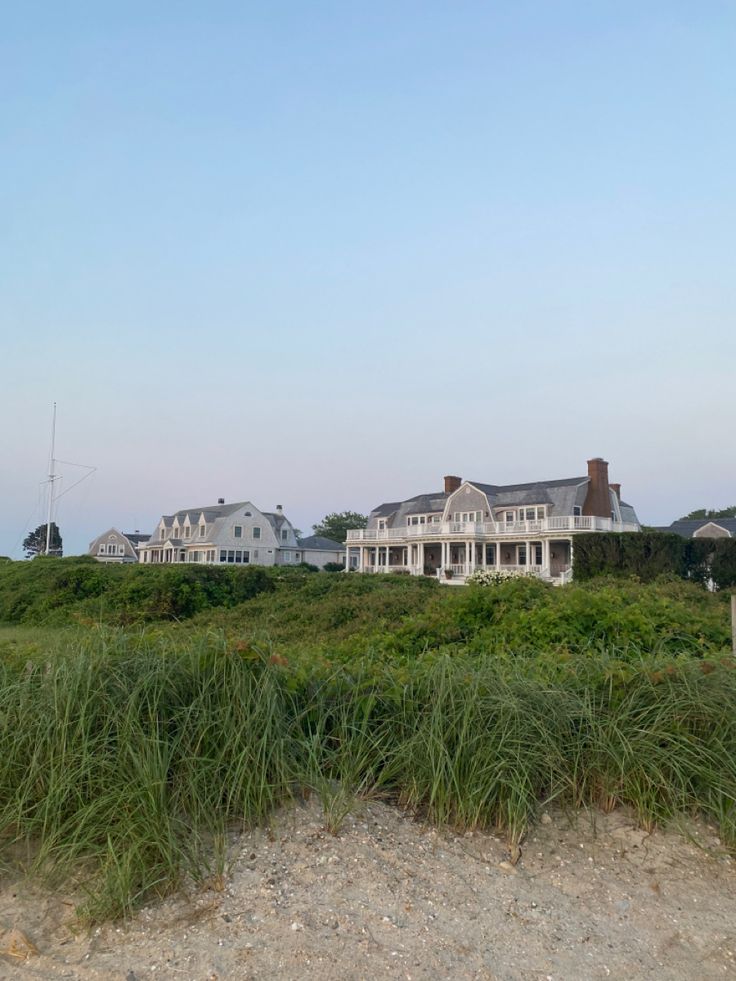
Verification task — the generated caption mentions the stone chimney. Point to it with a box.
[609,483,621,502]
[444,475,462,494]
[582,458,611,517]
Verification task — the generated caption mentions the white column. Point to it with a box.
[419,541,425,574]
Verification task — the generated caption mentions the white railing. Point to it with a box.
[346,517,639,542]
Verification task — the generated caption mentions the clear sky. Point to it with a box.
[1,1,734,556]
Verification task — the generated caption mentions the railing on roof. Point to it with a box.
[345,516,639,541]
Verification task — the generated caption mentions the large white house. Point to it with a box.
[138,500,304,567]
[345,458,640,584]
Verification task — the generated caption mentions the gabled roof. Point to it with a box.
[298,535,345,551]
[124,533,150,545]
[659,518,736,538]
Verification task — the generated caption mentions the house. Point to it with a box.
[345,458,640,583]
[657,518,736,539]
[137,499,303,566]
[89,528,150,564]
[296,535,345,568]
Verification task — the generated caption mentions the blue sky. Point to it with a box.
[1,2,734,555]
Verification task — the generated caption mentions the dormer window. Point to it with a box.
[573,506,582,517]
[184,526,190,538]
[281,529,288,541]
[160,529,165,540]
[199,525,206,537]
[378,519,386,530]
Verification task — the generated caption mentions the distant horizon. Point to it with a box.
[2,2,734,557]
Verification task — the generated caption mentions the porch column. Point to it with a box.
[467,541,474,574]
[526,540,531,567]
[419,541,425,574]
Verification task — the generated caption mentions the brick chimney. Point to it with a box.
[444,475,462,494]
[217,497,225,504]
[609,483,621,502]
[582,458,611,517]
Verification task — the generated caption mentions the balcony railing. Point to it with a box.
[346,516,639,542]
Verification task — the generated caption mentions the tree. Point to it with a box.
[23,523,63,558]
[312,511,367,543]
[679,506,736,520]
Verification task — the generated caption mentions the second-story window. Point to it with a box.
[234,526,242,538]
[199,525,206,537]
[573,506,582,517]
[253,526,261,539]
[281,529,288,541]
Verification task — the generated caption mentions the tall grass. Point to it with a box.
[1,629,735,921]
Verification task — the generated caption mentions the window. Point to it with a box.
[244,511,252,517]
[234,525,242,538]
[160,529,165,540]
[283,551,291,562]
[378,520,386,530]
[98,544,105,554]
[573,506,582,517]
[184,526,191,538]
[118,545,124,555]
[219,550,227,563]
[295,552,301,561]
[199,525,206,537]
[505,511,514,523]
[253,549,259,559]
[253,526,261,539]
[534,544,543,565]
[281,529,288,541]
[518,544,527,565]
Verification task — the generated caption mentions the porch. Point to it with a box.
[347,539,573,583]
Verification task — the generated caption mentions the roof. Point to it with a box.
[658,518,736,538]
[298,535,346,551]
[123,533,150,545]
[367,475,593,529]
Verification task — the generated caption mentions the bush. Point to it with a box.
[323,562,345,573]
[573,532,736,590]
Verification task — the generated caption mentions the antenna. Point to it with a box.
[45,402,58,555]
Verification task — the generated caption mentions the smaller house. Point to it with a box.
[658,519,736,539]
[297,535,345,568]
[89,528,149,563]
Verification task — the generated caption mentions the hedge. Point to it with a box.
[573,533,736,590]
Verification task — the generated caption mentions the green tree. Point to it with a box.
[679,506,736,520]
[312,511,367,543]
[23,523,63,558]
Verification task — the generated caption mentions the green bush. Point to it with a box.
[0,559,274,625]
[573,532,736,590]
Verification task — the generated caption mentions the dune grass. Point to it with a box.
[0,624,735,922]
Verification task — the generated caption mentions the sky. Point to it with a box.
[1,1,734,556]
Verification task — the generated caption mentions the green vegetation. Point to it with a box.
[311,510,366,542]
[0,557,275,625]
[23,521,63,558]
[573,532,736,590]
[0,562,734,922]
[680,506,736,520]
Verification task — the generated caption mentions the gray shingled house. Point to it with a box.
[89,528,150,563]
[138,500,304,567]
[346,458,640,583]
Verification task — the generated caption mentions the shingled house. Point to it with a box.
[345,458,639,583]
[89,528,150,563]
[657,518,736,539]
[137,500,302,567]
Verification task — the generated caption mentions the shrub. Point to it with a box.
[323,562,345,573]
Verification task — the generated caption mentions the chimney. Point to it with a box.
[609,483,621,502]
[276,504,283,513]
[444,475,462,494]
[217,497,225,504]
[582,458,611,517]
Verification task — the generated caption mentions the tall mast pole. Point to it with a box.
[45,402,57,556]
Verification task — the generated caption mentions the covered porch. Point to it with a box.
[347,538,572,582]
